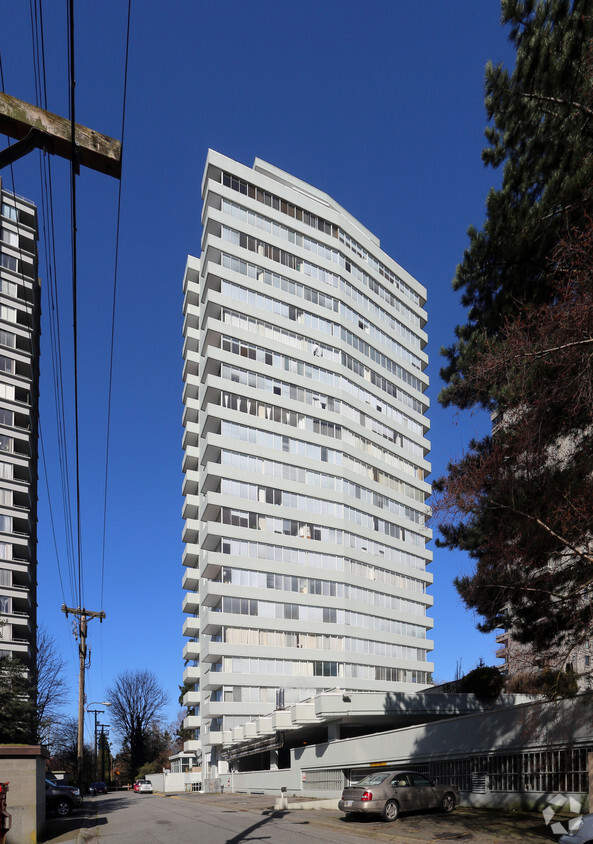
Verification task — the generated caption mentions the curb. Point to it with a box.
[275,798,339,811]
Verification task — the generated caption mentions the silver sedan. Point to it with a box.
[338,770,460,822]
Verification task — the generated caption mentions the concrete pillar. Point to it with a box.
[0,745,49,844]
[327,721,340,742]
[588,751,593,813]
[269,749,278,771]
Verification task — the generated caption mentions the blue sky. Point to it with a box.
[1,1,516,738]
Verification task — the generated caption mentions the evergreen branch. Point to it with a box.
[517,336,593,360]
[516,91,593,119]
[488,499,593,569]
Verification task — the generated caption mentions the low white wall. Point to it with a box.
[146,772,201,793]
[146,773,164,792]
[231,768,302,796]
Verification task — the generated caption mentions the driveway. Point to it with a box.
[41,790,558,843]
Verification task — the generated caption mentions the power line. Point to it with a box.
[28,1,78,608]
[67,0,83,609]
[101,0,132,610]
[38,425,67,605]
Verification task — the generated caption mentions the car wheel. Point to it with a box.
[382,799,399,822]
[55,798,72,817]
[441,792,456,813]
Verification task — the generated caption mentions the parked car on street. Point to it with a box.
[138,781,153,794]
[45,779,82,817]
[338,770,460,822]
[559,813,593,843]
[133,781,142,792]
[89,782,108,795]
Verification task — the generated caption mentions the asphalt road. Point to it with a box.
[42,790,556,843]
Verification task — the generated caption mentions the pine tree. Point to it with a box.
[436,0,593,660]
[440,0,593,406]
[0,655,36,743]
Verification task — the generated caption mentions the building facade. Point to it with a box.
[182,151,432,779]
[0,179,40,678]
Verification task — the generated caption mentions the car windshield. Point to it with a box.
[353,773,390,787]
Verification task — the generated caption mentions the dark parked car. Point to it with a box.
[89,782,108,795]
[338,770,460,822]
[45,779,82,817]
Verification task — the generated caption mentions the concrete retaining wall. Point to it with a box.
[0,745,48,844]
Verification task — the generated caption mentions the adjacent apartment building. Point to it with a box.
[0,178,40,678]
[182,151,432,780]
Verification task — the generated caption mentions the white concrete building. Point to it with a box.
[0,179,40,677]
[182,151,432,781]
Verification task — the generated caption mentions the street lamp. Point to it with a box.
[86,702,112,782]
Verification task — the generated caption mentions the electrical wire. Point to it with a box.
[39,425,67,605]
[67,0,83,610]
[101,0,132,611]
[2,25,76,644]
[28,0,78,609]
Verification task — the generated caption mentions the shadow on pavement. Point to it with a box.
[42,793,136,841]
[42,814,107,842]
[224,809,309,844]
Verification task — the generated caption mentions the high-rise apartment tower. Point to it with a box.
[0,178,40,678]
[182,151,432,779]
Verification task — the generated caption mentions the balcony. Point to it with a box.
[182,616,200,637]
[199,551,221,580]
[182,468,199,497]
[182,592,200,614]
[182,567,199,591]
[183,518,200,545]
[183,665,200,684]
[182,691,200,707]
[3,611,30,631]
[183,640,200,661]
[182,546,199,568]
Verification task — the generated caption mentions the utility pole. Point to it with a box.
[87,708,104,781]
[61,606,106,792]
[0,93,121,178]
[97,724,110,784]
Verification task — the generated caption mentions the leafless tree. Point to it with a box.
[106,669,168,777]
[36,626,69,746]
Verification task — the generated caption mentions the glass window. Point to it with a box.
[0,331,15,349]
[0,307,17,324]
[1,229,18,247]
[1,204,17,222]
[0,253,17,272]
[0,280,17,298]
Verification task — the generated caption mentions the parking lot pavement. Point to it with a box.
[41,791,557,843]
[176,792,555,842]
